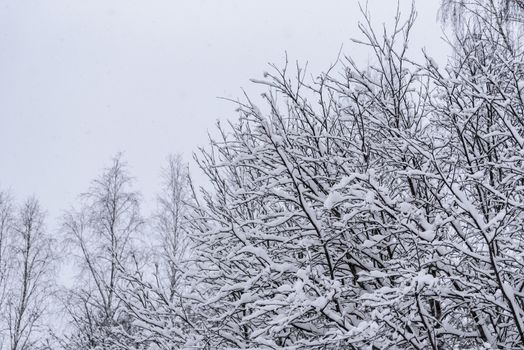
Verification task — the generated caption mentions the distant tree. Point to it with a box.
[61,155,143,349]
[0,192,14,350]
[5,198,53,350]
[441,0,524,23]
[154,154,190,297]
[115,154,203,350]
[440,0,524,47]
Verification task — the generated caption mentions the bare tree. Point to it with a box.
[0,192,14,350]
[441,0,524,22]
[61,155,143,349]
[154,154,190,297]
[440,0,524,46]
[111,155,201,350]
[5,198,52,350]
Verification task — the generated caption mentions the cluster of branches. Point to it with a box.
[441,0,524,45]
[5,1,524,349]
[179,3,524,349]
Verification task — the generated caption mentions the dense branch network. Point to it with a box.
[3,2,524,349]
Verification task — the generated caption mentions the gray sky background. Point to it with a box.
[0,0,447,226]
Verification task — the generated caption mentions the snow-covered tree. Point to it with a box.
[19,2,524,349]
[183,4,524,349]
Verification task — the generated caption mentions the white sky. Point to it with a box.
[0,0,447,225]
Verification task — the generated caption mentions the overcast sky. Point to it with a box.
[0,0,447,224]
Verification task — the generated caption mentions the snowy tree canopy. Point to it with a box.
[3,2,524,350]
[182,5,524,349]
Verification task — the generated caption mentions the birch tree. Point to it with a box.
[440,0,524,42]
[5,198,53,350]
[114,155,202,350]
[154,154,190,297]
[62,155,143,349]
[0,192,14,350]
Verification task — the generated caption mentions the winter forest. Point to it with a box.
[4,0,524,349]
